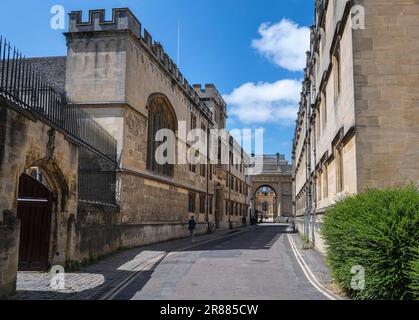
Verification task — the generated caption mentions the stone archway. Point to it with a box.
[253,184,279,223]
[17,158,71,270]
[247,155,293,223]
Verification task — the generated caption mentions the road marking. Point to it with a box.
[287,233,342,300]
[100,227,258,300]
[100,253,167,300]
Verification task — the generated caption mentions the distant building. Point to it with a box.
[248,154,293,223]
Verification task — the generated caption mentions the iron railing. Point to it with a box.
[78,146,117,205]
[0,36,117,163]
[0,37,118,206]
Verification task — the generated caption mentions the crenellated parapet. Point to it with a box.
[193,84,227,110]
[69,8,141,35]
[67,8,213,121]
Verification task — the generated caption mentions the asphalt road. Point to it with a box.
[114,224,328,300]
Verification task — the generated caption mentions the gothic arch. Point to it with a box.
[146,93,178,178]
[18,157,70,270]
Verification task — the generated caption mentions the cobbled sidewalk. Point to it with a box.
[14,225,258,300]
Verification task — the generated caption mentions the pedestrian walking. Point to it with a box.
[188,216,197,242]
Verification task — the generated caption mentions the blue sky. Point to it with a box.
[0,0,314,161]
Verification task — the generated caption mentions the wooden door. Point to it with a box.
[17,173,53,271]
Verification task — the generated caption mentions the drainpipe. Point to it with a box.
[311,110,317,247]
[228,139,232,229]
[206,127,210,232]
[304,91,311,239]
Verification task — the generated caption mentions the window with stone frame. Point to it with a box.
[323,164,329,199]
[336,145,344,193]
[218,137,222,164]
[315,109,321,141]
[209,195,213,214]
[191,113,197,130]
[188,192,196,213]
[189,148,197,173]
[200,164,206,178]
[333,46,341,101]
[262,201,268,212]
[199,194,206,214]
[321,90,327,130]
[147,96,176,178]
[317,171,323,201]
[225,200,229,215]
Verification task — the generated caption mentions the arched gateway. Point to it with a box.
[248,155,292,223]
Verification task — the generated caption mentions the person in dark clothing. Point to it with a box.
[188,216,197,242]
[242,216,247,227]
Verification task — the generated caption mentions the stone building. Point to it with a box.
[0,8,251,297]
[292,0,419,252]
[254,187,276,222]
[63,8,250,236]
[248,154,293,223]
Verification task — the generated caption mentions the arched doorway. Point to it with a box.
[253,185,278,223]
[17,171,54,271]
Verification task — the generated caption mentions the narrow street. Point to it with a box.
[16,225,335,300]
[121,225,328,300]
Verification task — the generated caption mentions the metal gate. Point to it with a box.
[17,173,53,271]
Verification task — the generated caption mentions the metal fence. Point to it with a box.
[78,146,117,205]
[0,36,117,163]
[0,37,118,205]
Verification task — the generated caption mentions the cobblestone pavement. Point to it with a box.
[14,226,257,300]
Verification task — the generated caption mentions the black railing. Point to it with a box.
[0,36,117,163]
[0,37,118,206]
[78,146,117,205]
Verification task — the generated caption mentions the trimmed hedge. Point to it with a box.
[322,186,419,300]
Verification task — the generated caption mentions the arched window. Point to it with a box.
[147,95,176,178]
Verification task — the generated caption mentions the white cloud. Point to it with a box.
[251,19,310,72]
[223,79,301,125]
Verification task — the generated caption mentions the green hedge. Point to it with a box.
[322,186,419,300]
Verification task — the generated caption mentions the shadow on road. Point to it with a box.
[176,224,293,252]
[14,224,292,300]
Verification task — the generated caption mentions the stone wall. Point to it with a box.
[0,97,78,297]
[353,0,419,190]
[294,215,326,254]
[0,211,20,299]
[75,222,209,262]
